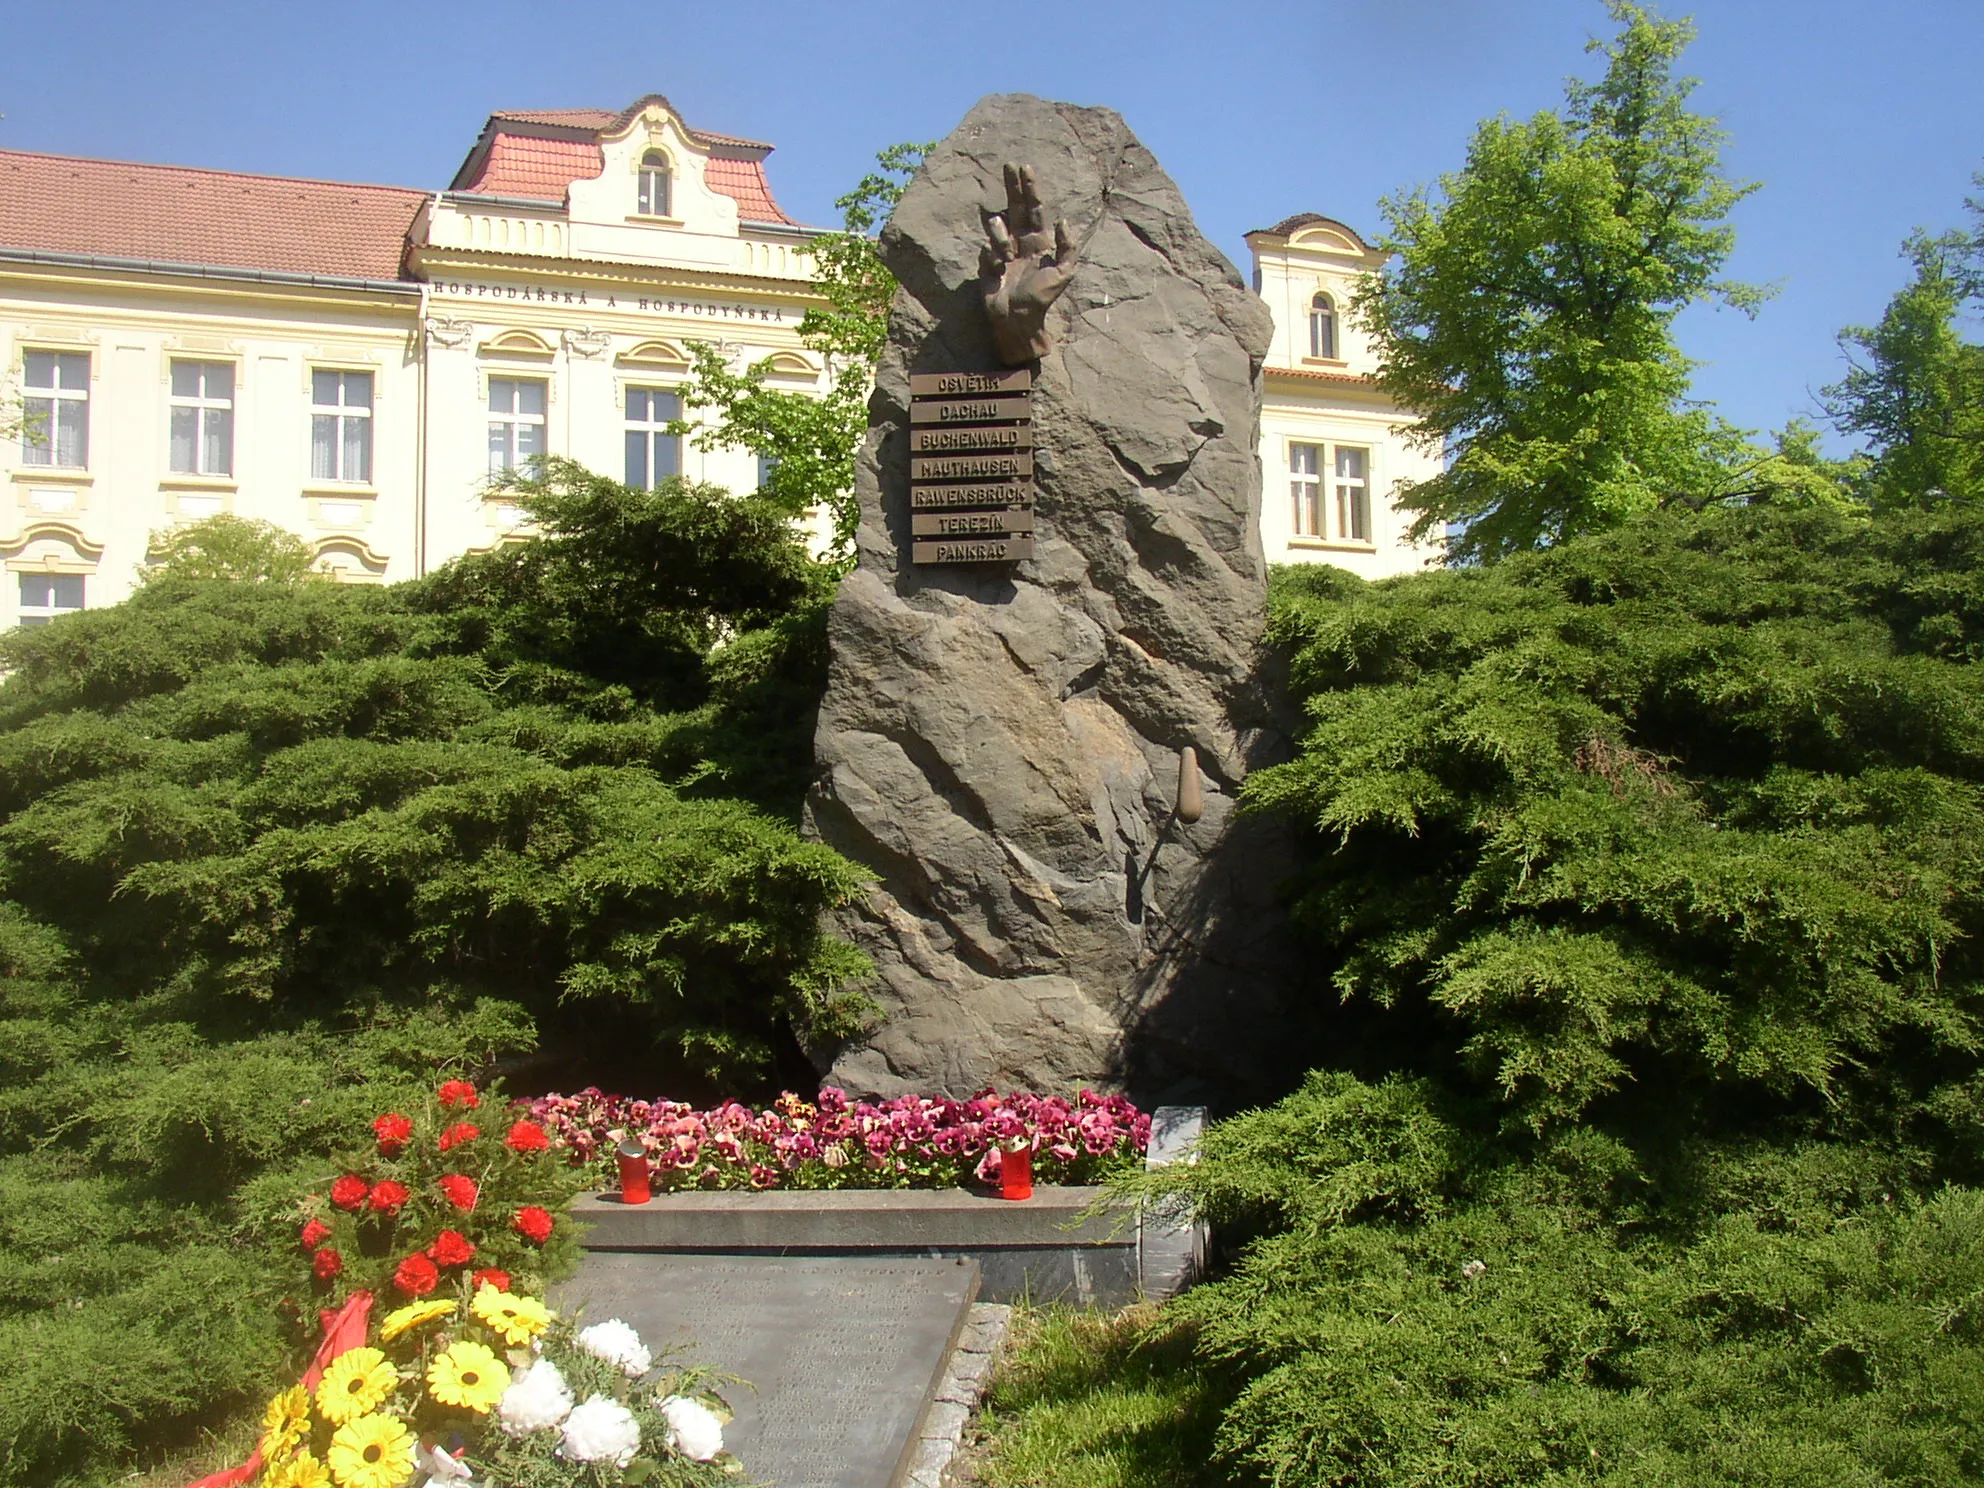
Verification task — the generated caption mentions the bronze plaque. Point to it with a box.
[909,396,1030,425]
[911,453,1033,481]
[908,369,1032,396]
[912,509,1036,537]
[909,481,1032,510]
[913,536,1035,564]
[909,426,1032,454]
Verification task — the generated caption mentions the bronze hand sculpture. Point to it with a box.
[980,163,1079,365]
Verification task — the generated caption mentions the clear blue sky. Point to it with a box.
[4,0,1979,448]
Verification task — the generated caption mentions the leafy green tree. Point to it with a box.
[1823,203,1984,507]
[141,512,319,584]
[1359,2,1764,563]
[673,143,929,560]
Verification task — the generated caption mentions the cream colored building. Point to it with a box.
[0,95,829,627]
[1247,213,1441,578]
[1,103,1434,630]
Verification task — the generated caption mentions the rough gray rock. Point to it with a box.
[803,94,1308,1101]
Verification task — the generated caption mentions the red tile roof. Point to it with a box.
[1266,365,1377,387]
[491,109,621,129]
[1248,212,1375,252]
[454,98,796,224]
[703,156,793,225]
[463,133,604,201]
[0,149,424,282]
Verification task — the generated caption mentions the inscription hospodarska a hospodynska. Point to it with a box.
[907,368,1035,565]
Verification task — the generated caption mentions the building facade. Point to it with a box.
[0,100,1434,629]
[1248,213,1441,579]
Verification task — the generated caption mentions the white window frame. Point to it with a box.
[310,369,375,484]
[1289,442,1323,538]
[1334,445,1370,543]
[636,151,672,217]
[624,386,682,490]
[17,571,85,627]
[1308,293,1338,360]
[22,350,89,469]
[168,359,235,477]
[487,377,548,476]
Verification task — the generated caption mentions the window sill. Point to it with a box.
[1288,537,1377,553]
[302,484,378,498]
[625,214,684,227]
[1301,357,1350,369]
[159,476,238,491]
[10,468,92,485]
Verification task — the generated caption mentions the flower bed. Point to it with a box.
[526,1086,1150,1191]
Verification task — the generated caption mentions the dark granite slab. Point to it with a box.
[556,1253,979,1488]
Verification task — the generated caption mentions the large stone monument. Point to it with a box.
[804,94,1305,1100]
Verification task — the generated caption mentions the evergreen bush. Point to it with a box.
[1080,505,1984,1486]
[0,469,866,1483]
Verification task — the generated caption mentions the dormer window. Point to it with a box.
[637,151,672,217]
[1308,293,1338,360]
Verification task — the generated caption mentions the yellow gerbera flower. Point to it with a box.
[326,1413,413,1488]
[315,1346,398,1426]
[378,1298,456,1342]
[258,1382,310,1462]
[470,1283,552,1345]
[425,1339,509,1413]
[268,1449,333,1488]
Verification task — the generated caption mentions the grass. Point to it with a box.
[967,1304,1227,1488]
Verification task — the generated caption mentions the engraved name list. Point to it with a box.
[906,368,1035,565]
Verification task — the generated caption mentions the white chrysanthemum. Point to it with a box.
[560,1394,642,1467]
[497,1358,574,1435]
[575,1318,652,1377]
[658,1394,725,1461]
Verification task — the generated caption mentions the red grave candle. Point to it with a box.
[999,1145,1034,1201]
[615,1138,652,1206]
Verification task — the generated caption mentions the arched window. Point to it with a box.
[1308,293,1338,360]
[637,151,672,217]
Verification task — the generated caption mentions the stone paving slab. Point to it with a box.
[557,1253,979,1488]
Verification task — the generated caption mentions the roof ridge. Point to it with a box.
[0,147,429,199]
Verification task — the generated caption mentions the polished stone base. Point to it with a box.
[557,1253,978,1488]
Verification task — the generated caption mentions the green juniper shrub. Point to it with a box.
[1250,503,1984,1139]
[1113,1074,1984,1487]
[0,469,868,1484]
[1026,502,1984,1488]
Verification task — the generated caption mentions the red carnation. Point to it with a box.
[312,1247,344,1282]
[472,1268,511,1293]
[505,1120,551,1153]
[427,1229,476,1268]
[367,1179,411,1217]
[392,1252,440,1297]
[299,1218,332,1252]
[437,1174,479,1213]
[372,1112,413,1156]
[437,1080,480,1110]
[513,1206,555,1245]
[329,1175,369,1212]
[438,1122,481,1153]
